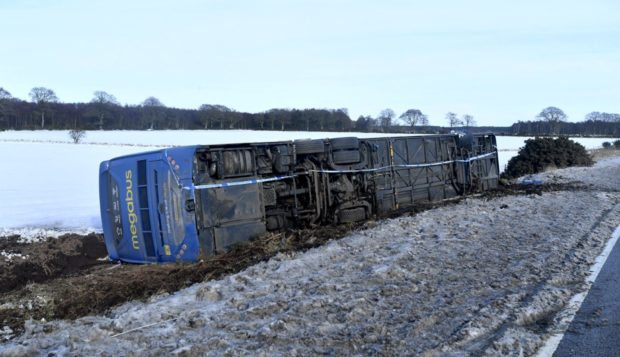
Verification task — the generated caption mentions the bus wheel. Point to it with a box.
[338,207,366,223]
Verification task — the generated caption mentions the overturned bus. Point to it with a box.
[99,134,499,264]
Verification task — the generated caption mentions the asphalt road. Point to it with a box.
[554,231,620,356]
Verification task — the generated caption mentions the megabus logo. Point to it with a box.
[125,170,140,250]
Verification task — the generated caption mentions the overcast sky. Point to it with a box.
[1,0,618,126]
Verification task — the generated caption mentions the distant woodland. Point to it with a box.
[0,87,618,137]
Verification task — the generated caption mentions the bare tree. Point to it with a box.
[0,88,13,129]
[603,113,620,122]
[463,114,476,128]
[585,111,600,122]
[29,87,59,128]
[267,108,290,131]
[90,91,120,130]
[446,112,462,128]
[142,97,165,129]
[0,87,11,100]
[537,106,567,135]
[92,91,120,105]
[378,108,395,132]
[69,129,86,143]
[399,109,427,131]
[419,114,429,126]
[0,88,12,112]
[143,96,164,107]
[584,111,620,122]
[199,104,232,129]
[355,115,376,131]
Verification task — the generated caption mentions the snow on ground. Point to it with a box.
[0,228,99,244]
[520,156,620,192]
[2,156,619,356]
[0,130,614,151]
[0,141,150,237]
[0,129,405,147]
[0,251,26,261]
[0,130,616,237]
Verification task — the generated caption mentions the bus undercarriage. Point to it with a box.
[190,134,498,258]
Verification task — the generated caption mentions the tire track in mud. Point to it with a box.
[0,182,609,341]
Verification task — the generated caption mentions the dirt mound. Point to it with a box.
[0,233,107,293]
[50,224,357,320]
[0,224,358,339]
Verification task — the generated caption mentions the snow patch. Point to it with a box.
[0,227,100,243]
[0,251,27,261]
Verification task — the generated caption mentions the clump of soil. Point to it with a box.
[0,234,107,293]
[0,224,360,338]
[502,137,593,179]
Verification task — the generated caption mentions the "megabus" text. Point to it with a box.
[125,170,140,250]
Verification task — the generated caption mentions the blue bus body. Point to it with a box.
[99,134,499,264]
[99,146,201,263]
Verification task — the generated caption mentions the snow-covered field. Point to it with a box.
[0,129,405,147]
[3,156,619,355]
[0,130,616,236]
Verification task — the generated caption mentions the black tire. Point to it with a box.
[294,139,325,155]
[330,137,359,150]
[338,207,366,223]
[333,149,360,164]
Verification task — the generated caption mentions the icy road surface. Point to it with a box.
[3,157,619,356]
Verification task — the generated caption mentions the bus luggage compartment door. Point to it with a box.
[458,134,499,191]
[196,182,266,254]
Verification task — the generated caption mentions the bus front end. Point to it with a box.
[99,147,200,263]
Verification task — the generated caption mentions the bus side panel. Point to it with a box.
[367,138,394,214]
[455,134,500,192]
[371,136,459,214]
[471,135,499,190]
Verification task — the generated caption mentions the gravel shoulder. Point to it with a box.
[1,155,619,356]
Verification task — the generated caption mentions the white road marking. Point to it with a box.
[536,224,620,357]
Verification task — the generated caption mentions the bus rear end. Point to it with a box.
[99,147,200,263]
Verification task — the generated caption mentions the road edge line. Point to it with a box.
[535,224,620,357]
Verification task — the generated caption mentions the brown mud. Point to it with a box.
[0,234,107,294]
[0,182,590,340]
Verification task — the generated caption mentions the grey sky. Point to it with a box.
[1,0,618,126]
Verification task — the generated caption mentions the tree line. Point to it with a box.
[509,107,620,137]
[0,87,618,136]
[0,88,354,131]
